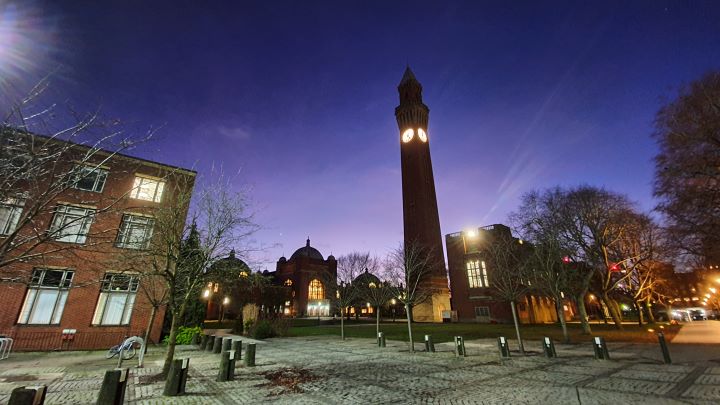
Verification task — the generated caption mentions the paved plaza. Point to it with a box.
[1,335,720,404]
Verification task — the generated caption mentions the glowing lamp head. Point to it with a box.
[465,229,478,238]
[202,289,210,298]
[223,297,230,305]
[402,128,414,143]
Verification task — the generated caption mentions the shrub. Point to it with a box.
[163,326,202,345]
[244,319,255,334]
[251,320,275,339]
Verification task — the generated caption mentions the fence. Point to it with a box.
[0,329,144,351]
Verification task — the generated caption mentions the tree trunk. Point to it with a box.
[510,301,525,355]
[665,303,673,322]
[555,297,569,343]
[601,293,623,329]
[144,305,158,346]
[635,301,644,326]
[646,299,656,323]
[161,312,179,377]
[576,294,592,334]
[340,306,345,340]
[405,303,414,352]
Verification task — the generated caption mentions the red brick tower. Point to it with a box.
[395,67,450,322]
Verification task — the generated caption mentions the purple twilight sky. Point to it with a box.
[3,1,720,269]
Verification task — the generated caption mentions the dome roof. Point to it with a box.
[209,250,250,275]
[353,268,381,286]
[290,238,324,261]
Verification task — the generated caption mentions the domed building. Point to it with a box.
[274,238,337,317]
[204,250,251,321]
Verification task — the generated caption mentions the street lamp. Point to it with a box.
[390,299,397,322]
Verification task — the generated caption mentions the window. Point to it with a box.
[115,214,154,249]
[17,269,74,324]
[130,176,165,202]
[284,279,293,286]
[467,259,489,288]
[92,273,139,326]
[73,165,108,193]
[474,306,490,317]
[0,197,24,235]
[308,279,324,300]
[49,205,95,244]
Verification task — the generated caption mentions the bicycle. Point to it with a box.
[105,336,138,360]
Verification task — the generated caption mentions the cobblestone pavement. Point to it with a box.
[1,336,719,404]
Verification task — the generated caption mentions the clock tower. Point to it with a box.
[395,67,450,322]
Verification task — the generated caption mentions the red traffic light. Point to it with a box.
[562,256,571,264]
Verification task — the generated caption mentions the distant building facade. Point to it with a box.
[0,135,195,349]
[273,239,337,317]
[446,224,573,324]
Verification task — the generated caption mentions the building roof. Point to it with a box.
[290,238,324,261]
[398,66,420,86]
[353,268,381,286]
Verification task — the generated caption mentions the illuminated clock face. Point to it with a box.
[402,128,414,143]
[418,128,427,142]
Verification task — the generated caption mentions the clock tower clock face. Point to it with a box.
[402,128,414,143]
[418,128,427,142]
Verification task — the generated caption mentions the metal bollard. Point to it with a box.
[593,337,610,360]
[206,335,216,352]
[232,340,242,361]
[222,337,232,353]
[97,368,129,405]
[200,334,210,350]
[212,336,223,354]
[424,335,435,353]
[657,331,672,364]
[217,350,236,381]
[8,385,46,405]
[497,336,511,358]
[377,332,386,347]
[542,337,557,358]
[163,358,189,396]
[454,336,466,357]
[245,343,256,367]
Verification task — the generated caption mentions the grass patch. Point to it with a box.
[287,321,681,344]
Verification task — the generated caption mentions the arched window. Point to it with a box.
[308,279,324,300]
[284,279,293,286]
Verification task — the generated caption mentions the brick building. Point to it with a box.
[446,224,572,324]
[273,239,337,317]
[0,134,195,350]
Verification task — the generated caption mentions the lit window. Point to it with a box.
[92,273,139,326]
[73,165,108,193]
[115,214,155,249]
[284,279,293,286]
[130,176,165,202]
[49,205,95,244]
[0,197,24,235]
[308,279,324,300]
[18,269,74,324]
[474,306,490,317]
[466,260,483,288]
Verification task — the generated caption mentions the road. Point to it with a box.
[673,320,720,344]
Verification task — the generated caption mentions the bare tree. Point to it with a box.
[1,80,153,274]
[484,232,529,354]
[653,71,720,265]
[359,260,394,342]
[386,241,435,352]
[134,173,257,377]
[322,252,369,340]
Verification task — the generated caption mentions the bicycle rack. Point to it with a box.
[0,337,13,360]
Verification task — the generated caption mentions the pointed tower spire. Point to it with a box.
[399,66,419,86]
[306,237,310,248]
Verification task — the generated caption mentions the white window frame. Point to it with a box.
[474,306,490,317]
[0,197,24,235]
[92,273,139,326]
[115,214,155,249]
[73,165,108,193]
[130,176,165,203]
[49,205,95,244]
[17,269,74,325]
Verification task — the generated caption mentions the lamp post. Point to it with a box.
[391,298,397,322]
[221,296,230,322]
